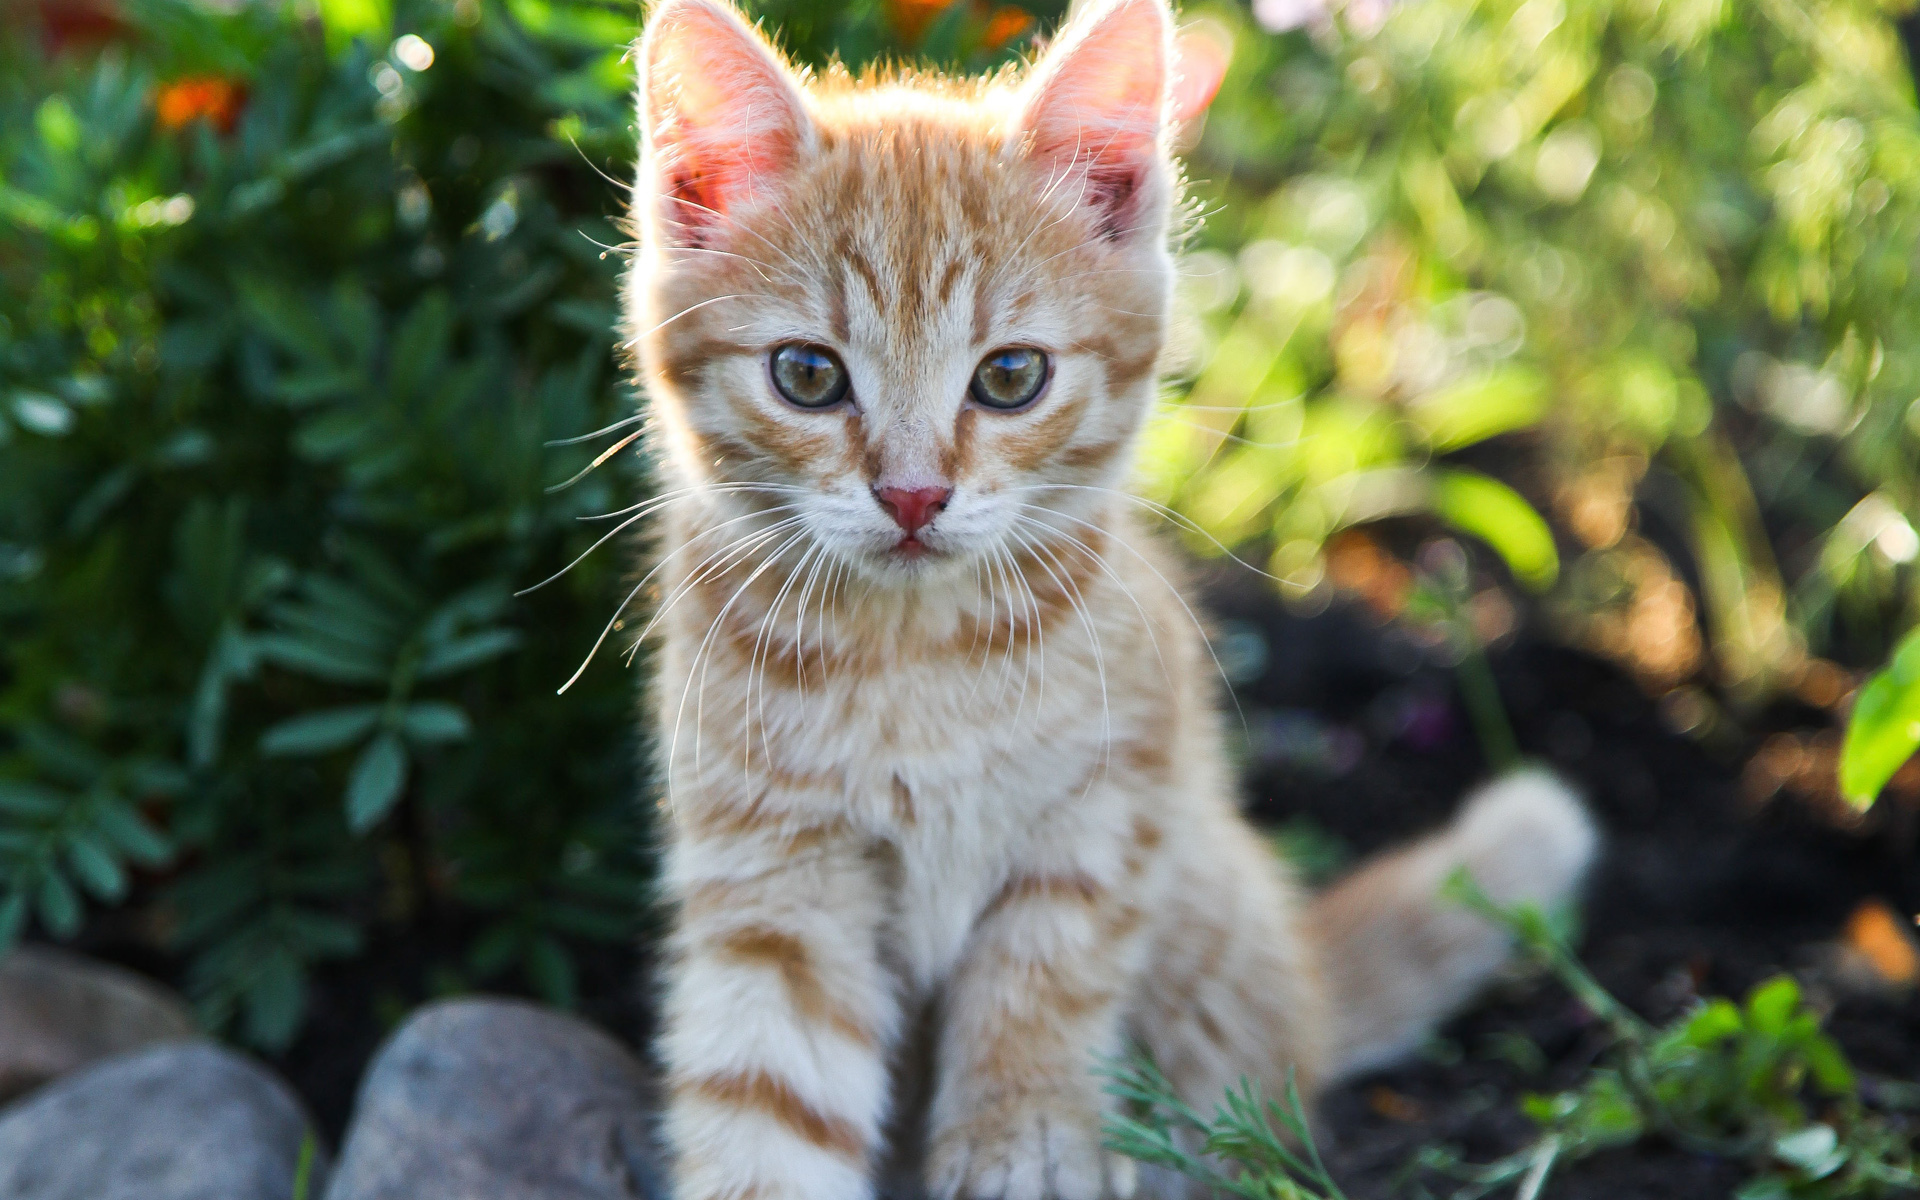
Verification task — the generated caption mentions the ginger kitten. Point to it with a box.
[623,1,1597,1196]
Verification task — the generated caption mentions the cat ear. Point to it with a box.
[638,0,812,243]
[1015,0,1173,239]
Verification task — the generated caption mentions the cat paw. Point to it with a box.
[927,1110,1135,1200]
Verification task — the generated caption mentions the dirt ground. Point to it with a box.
[1211,580,1920,1198]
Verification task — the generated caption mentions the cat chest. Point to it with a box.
[747,660,1131,985]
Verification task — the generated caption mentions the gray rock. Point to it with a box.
[0,1041,326,1200]
[0,945,199,1102]
[325,997,665,1200]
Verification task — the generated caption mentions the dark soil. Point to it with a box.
[1210,576,1920,1198]
[52,585,1920,1198]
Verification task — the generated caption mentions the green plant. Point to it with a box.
[1105,877,1919,1199]
[1840,624,1920,807]
[0,0,660,1046]
[1103,1057,1349,1200]
[1403,539,1522,771]
[1151,0,1920,715]
[1428,877,1919,1199]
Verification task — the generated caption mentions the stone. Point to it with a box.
[0,945,199,1102]
[325,997,665,1200]
[0,1041,327,1200]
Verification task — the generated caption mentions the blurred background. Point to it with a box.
[7,0,1920,1192]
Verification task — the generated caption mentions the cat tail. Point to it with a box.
[1305,766,1599,1081]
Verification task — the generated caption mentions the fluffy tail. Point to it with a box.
[1307,767,1599,1081]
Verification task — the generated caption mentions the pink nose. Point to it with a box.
[873,485,952,535]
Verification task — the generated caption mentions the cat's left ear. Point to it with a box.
[637,0,813,244]
[1014,0,1175,239]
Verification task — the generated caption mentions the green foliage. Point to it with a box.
[0,0,669,1046]
[1103,1057,1349,1200]
[1426,876,1918,1199]
[1108,876,1918,1198]
[1153,0,1920,706]
[1839,624,1920,806]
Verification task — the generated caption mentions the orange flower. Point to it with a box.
[981,6,1032,51]
[154,77,245,134]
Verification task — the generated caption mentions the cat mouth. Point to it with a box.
[891,535,934,558]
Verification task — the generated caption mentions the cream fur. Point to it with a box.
[622,2,1597,1197]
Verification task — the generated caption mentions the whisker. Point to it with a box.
[1014,498,1253,740]
[999,483,1285,586]
[556,508,801,695]
[524,484,804,597]
[1006,524,1111,778]
[621,293,752,350]
[679,528,811,794]
[545,427,645,493]
[546,412,644,448]
[1012,509,1170,687]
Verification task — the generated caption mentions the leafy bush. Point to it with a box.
[0,0,661,1046]
[1155,0,1920,727]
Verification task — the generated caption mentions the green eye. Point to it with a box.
[970,347,1050,411]
[770,343,850,409]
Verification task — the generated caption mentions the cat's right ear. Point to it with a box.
[637,0,812,245]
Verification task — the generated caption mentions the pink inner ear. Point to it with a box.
[1018,0,1171,239]
[641,0,809,243]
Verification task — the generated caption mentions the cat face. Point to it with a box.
[629,0,1205,585]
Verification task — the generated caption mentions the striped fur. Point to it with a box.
[625,2,1597,1196]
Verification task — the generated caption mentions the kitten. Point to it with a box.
[622,1,1596,1197]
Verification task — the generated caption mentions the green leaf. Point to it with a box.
[0,891,25,949]
[0,780,65,819]
[65,833,127,901]
[37,870,81,938]
[94,801,173,865]
[1430,469,1559,591]
[345,733,408,834]
[1679,998,1744,1047]
[1839,626,1920,809]
[280,908,364,958]
[525,934,577,1008]
[416,629,521,679]
[260,705,383,756]
[1801,1034,1857,1095]
[1406,367,1548,452]
[400,702,472,744]
[1746,975,1802,1038]
[242,947,305,1050]
[235,276,334,364]
[253,633,390,685]
[387,291,454,402]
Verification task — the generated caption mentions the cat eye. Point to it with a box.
[769,343,851,409]
[970,347,1050,411]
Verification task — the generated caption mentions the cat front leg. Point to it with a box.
[661,814,899,1200]
[925,802,1157,1200]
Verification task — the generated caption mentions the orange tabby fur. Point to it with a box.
[623,2,1596,1197]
